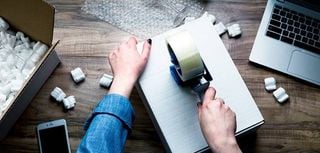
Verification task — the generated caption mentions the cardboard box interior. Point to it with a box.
[0,0,58,121]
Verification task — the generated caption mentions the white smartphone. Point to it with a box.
[36,119,71,153]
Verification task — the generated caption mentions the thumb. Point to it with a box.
[202,87,216,106]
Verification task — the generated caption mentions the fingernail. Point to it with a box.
[147,39,152,45]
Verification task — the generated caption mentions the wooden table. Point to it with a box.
[1,0,319,152]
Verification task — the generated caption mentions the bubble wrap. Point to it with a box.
[82,0,204,39]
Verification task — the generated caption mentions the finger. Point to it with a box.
[141,40,151,60]
[202,87,216,106]
[128,37,138,47]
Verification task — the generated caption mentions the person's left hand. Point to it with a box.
[108,37,152,98]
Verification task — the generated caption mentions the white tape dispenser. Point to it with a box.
[166,31,212,101]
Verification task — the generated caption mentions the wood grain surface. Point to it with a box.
[1,0,319,152]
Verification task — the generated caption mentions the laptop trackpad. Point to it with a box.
[288,51,320,83]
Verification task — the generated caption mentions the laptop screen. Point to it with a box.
[288,0,320,12]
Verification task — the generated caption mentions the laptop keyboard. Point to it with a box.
[266,4,320,53]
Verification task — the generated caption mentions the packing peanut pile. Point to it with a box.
[0,17,48,116]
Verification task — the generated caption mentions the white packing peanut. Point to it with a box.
[201,12,216,24]
[264,77,276,91]
[99,74,113,88]
[21,69,31,79]
[0,31,16,48]
[0,84,11,97]
[0,17,9,31]
[35,44,48,56]
[33,41,42,51]
[207,14,216,24]
[213,22,227,36]
[21,65,34,79]
[15,56,25,70]
[0,48,10,61]
[15,32,30,44]
[71,67,85,83]
[6,72,16,83]
[15,31,24,39]
[12,69,25,80]
[63,96,76,110]
[16,49,33,61]
[6,54,17,69]
[0,68,9,83]
[23,59,36,70]
[0,94,13,114]
[227,23,242,37]
[0,102,5,112]
[50,87,66,102]
[15,40,23,46]
[0,93,7,103]
[33,41,48,56]
[0,93,14,108]
[273,87,289,103]
[30,53,42,63]
[14,44,27,51]
[7,35,16,49]
[22,66,36,79]
[5,94,15,106]
[10,79,24,93]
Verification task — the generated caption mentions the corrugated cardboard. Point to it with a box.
[0,0,54,46]
[0,0,60,140]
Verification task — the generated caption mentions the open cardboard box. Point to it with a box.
[0,0,60,140]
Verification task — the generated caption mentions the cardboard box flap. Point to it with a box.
[0,0,54,46]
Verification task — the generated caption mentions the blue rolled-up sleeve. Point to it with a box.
[77,94,135,153]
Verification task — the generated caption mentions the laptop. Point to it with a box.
[250,0,320,86]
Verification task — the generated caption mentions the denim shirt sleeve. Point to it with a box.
[77,94,135,153]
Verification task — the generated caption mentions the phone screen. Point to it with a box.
[39,125,69,153]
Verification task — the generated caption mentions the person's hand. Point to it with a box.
[198,87,242,153]
[108,37,152,98]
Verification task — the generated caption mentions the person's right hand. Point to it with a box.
[198,87,242,153]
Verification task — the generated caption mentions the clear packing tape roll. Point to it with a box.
[167,31,205,84]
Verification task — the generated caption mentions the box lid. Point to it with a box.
[0,0,55,46]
